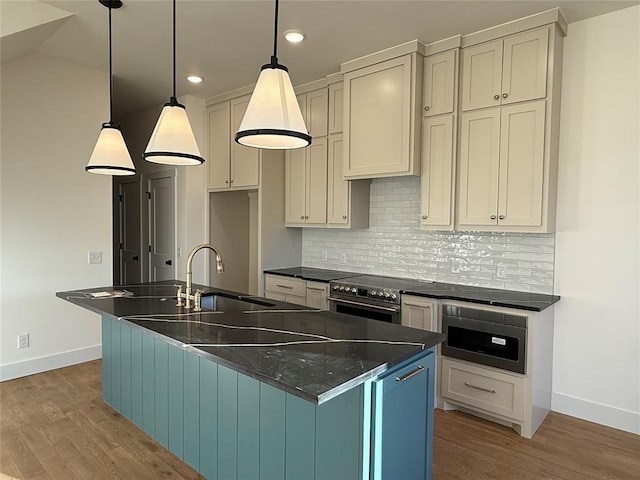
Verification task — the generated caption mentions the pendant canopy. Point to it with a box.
[235,0,310,149]
[86,0,135,176]
[143,0,204,165]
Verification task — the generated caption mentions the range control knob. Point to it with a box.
[339,286,345,291]
[332,286,339,291]
[370,291,377,297]
[391,293,397,301]
[384,292,391,299]
[351,287,357,293]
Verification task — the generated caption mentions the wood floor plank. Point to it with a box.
[2,360,638,480]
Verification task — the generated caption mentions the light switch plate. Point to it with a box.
[321,251,328,262]
[88,251,102,264]
[340,253,347,264]
[496,264,507,279]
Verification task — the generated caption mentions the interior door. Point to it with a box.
[147,174,176,282]
[118,179,141,285]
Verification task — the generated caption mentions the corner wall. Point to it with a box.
[0,53,112,380]
[554,5,640,434]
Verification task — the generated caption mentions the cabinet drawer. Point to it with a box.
[441,357,524,421]
[264,275,306,297]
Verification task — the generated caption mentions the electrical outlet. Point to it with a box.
[340,253,347,264]
[18,334,29,349]
[496,264,507,279]
[321,251,328,262]
[88,251,102,264]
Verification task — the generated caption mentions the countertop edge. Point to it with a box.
[400,289,561,312]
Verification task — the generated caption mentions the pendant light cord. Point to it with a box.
[172,0,176,101]
[272,0,279,62]
[108,5,113,123]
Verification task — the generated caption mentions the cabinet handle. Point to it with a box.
[499,215,505,220]
[424,106,430,111]
[276,284,293,289]
[493,94,500,100]
[490,215,497,220]
[305,216,309,219]
[342,215,347,219]
[300,216,305,219]
[421,215,428,219]
[396,365,424,382]
[464,382,496,394]
[307,286,325,291]
[229,179,234,184]
[403,302,431,308]
[502,93,508,98]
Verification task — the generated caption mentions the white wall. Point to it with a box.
[0,53,112,380]
[554,5,640,434]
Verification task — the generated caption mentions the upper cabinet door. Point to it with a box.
[420,115,454,228]
[423,49,457,117]
[306,88,329,138]
[327,133,349,225]
[501,28,549,105]
[343,54,416,179]
[230,95,260,189]
[306,137,328,224]
[497,101,546,227]
[206,102,231,189]
[461,39,503,112]
[457,108,501,226]
[328,82,344,134]
[285,148,307,224]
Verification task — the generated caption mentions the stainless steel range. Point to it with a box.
[328,275,428,324]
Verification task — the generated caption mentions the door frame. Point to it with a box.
[142,168,178,283]
[113,175,142,286]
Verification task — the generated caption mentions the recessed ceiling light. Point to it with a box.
[186,75,203,84]
[284,30,306,43]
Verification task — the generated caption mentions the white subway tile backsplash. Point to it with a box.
[302,177,555,294]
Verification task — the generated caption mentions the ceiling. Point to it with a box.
[4,0,638,119]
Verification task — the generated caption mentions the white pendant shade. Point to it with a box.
[143,103,204,165]
[86,125,136,175]
[236,66,311,149]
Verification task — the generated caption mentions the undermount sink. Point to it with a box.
[200,292,276,312]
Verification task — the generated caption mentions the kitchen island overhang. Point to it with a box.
[58,281,445,479]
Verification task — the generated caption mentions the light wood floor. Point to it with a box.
[1,361,638,479]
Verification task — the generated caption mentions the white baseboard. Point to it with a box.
[552,391,640,435]
[0,344,102,382]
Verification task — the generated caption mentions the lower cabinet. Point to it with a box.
[264,275,330,310]
[401,295,435,330]
[101,316,436,480]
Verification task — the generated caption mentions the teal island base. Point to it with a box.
[101,316,436,480]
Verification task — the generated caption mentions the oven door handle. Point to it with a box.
[328,297,400,313]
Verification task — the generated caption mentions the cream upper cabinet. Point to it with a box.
[423,49,457,117]
[297,88,328,139]
[401,295,435,331]
[206,95,259,190]
[420,115,455,229]
[343,53,422,179]
[457,100,546,229]
[326,133,371,229]
[328,81,344,134]
[285,137,328,226]
[461,27,549,112]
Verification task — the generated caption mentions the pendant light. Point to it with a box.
[235,0,311,150]
[86,0,136,176]
[143,0,204,166]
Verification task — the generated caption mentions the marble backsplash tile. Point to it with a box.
[302,176,555,294]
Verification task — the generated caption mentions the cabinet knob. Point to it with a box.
[305,216,309,219]
[424,106,430,111]
[493,94,500,100]
[342,215,347,219]
[499,215,505,220]
[224,180,229,184]
[502,93,508,98]
[421,215,428,219]
[300,216,305,219]
[490,215,497,220]
[229,179,234,184]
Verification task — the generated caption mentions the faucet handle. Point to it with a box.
[175,284,184,307]
[193,289,204,312]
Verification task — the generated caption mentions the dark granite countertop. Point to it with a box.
[263,267,357,283]
[402,283,560,312]
[57,281,444,405]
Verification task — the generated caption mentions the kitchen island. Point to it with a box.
[58,281,445,480]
